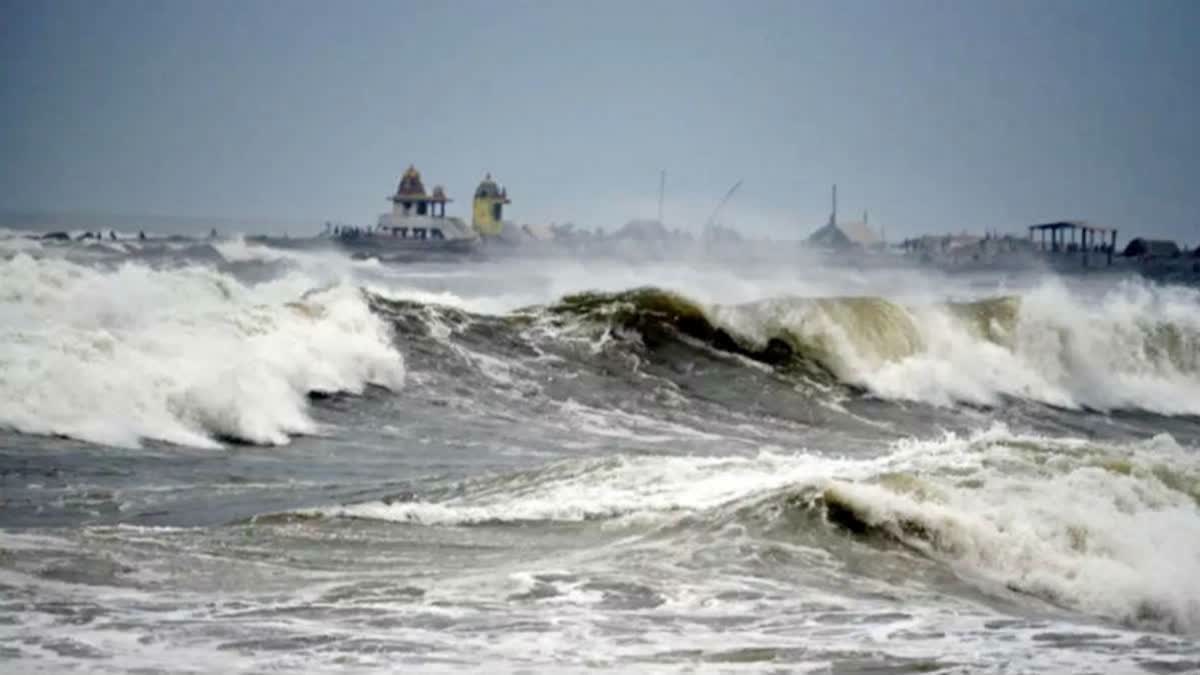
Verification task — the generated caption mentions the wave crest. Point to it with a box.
[299,426,1200,633]
[0,254,405,448]
[536,281,1200,414]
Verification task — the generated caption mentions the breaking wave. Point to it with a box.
[0,253,404,448]
[304,425,1200,634]
[534,280,1200,414]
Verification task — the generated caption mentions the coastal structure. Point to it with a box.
[375,165,475,242]
[389,165,450,218]
[333,165,477,255]
[901,221,1127,269]
[1122,238,1181,259]
[472,174,510,237]
[807,184,880,249]
[1027,221,1117,266]
[901,232,1037,266]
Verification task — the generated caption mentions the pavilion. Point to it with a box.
[1027,221,1118,266]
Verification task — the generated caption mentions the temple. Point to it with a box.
[472,173,510,237]
[390,165,451,218]
[342,164,478,251]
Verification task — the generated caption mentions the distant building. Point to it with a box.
[613,219,675,241]
[806,185,880,249]
[903,233,984,254]
[1122,238,1181,259]
[520,223,556,241]
[899,232,1045,266]
[472,173,510,237]
[808,219,880,248]
[329,164,479,255]
[389,165,451,218]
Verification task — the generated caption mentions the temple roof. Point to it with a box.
[391,165,450,202]
[396,165,426,198]
[474,173,510,202]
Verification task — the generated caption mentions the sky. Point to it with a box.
[1,0,1198,241]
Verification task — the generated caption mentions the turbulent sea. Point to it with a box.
[2,232,1200,673]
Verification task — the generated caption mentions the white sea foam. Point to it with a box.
[321,425,1200,632]
[0,253,404,448]
[714,277,1200,414]
[321,450,852,525]
[820,428,1200,633]
[0,228,46,254]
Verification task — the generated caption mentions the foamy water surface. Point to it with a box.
[2,233,1199,673]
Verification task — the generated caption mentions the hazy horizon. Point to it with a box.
[3,0,1199,243]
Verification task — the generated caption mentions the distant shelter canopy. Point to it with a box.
[1027,220,1116,252]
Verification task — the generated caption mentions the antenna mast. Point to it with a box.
[828,184,838,227]
[657,170,666,224]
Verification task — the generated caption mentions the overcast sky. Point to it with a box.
[2,0,1198,241]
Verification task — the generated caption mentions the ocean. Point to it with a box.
[2,232,1199,673]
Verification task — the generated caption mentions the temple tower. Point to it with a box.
[390,165,450,218]
[472,173,510,236]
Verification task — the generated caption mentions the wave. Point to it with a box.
[534,280,1200,414]
[777,432,1200,634]
[0,253,405,448]
[302,425,1200,634]
[15,234,1198,418]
